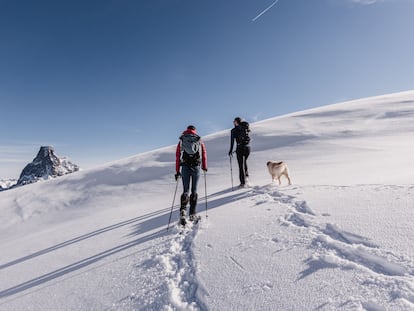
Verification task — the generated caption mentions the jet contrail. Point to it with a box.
[252,0,279,22]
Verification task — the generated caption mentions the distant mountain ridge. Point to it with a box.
[0,179,16,191]
[16,146,79,186]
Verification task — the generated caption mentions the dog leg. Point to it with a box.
[284,172,291,185]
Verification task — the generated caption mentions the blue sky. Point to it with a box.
[1,0,414,179]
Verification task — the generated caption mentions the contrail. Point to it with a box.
[252,0,279,22]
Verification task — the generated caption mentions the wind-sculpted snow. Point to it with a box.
[281,185,414,309]
[1,90,414,310]
[196,184,414,310]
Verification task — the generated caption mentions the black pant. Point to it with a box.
[236,145,250,185]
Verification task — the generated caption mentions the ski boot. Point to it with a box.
[180,193,189,226]
[189,193,199,223]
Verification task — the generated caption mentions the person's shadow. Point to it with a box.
[0,187,252,299]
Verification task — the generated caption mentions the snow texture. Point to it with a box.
[0,179,16,191]
[1,90,414,310]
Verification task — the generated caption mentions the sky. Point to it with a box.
[1,0,414,179]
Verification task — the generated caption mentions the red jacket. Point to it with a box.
[176,128,207,173]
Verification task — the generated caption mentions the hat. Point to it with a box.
[234,117,242,123]
[187,125,196,130]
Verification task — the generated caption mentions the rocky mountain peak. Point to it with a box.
[17,146,79,186]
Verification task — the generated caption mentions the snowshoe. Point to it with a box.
[180,216,187,226]
[189,214,201,224]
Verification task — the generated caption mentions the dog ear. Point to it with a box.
[267,161,271,166]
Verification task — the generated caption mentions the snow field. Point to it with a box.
[1,90,414,310]
[196,184,414,310]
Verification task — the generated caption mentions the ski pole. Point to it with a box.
[204,170,208,218]
[229,154,234,191]
[167,176,180,231]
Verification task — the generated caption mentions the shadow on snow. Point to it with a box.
[0,187,252,299]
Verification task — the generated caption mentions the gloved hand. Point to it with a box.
[202,167,208,172]
[228,151,233,157]
[175,172,181,181]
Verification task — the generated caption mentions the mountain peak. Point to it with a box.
[17,146,79,186]
[39,145,54,156]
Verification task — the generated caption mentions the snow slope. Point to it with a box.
[1,91,414,310]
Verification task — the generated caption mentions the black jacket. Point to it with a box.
[229,123,250,153]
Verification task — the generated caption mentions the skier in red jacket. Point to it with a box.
[175,125,207,225]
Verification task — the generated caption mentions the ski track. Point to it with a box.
[108,221,208,311]
[62,184,414,310]
[157,222,208,311]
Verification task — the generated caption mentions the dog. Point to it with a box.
[266,161,291,185]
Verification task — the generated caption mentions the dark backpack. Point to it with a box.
[236,121,251,145]
[180,133,201,166]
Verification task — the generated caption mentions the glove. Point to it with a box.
[202,168,208,172]
[175,172,181,181]
[228,151,233,157]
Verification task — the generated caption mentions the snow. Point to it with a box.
[0,179,16,191]
[1,90,414,310]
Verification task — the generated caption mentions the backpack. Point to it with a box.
[180,133,201,166]
[236,121,251,145]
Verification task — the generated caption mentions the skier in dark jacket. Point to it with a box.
[175,125,207,225]
[228,117,251,187]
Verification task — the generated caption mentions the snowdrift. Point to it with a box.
[1,90,413,310]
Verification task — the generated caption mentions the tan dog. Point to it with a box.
[267,161,291,185]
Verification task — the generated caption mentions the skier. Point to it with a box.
[175,125,208,225]
[228,117,251,188]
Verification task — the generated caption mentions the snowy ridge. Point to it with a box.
[1,90,414,310]
[0,179,16,191]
